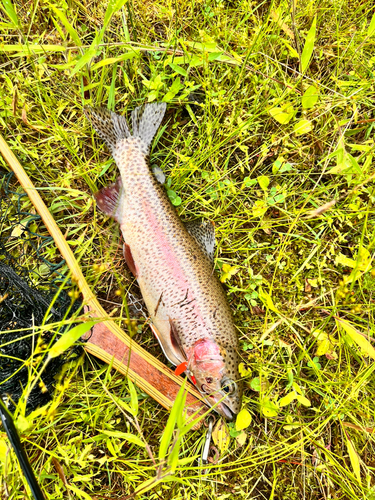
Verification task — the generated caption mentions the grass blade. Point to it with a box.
[103,0,128,27]
[48,321,96,359]
[128,378,139,417]
[108,63,118,110]
[336,317,375,360]
[0,21,14,29]
[49,4,82,46]
[346,434,361,483]
[301,15,317,73]
[90,51,139,70]
[1,0,19,28]
[159,381,187,461]
[102,430,145,447]
[368,11,375,37]
[0,44,65,54]
[70,29,104,77]
[134,475,187,496]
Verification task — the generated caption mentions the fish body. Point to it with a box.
[86,103,243,419]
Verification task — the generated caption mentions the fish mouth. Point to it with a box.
[218,402,235,421]
[201,395,235,420]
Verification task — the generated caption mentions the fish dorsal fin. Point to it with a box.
[95,177,123,221]
[184,219,216,263]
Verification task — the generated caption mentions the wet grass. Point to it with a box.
[1,0,375,498]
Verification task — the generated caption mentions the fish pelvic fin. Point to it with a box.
[85,102,166,155]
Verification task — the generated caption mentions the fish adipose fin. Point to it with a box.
[152,166,166,184]
[184,219,216,263]
[85,102,166,155]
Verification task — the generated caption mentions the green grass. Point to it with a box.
[1,0,375,498]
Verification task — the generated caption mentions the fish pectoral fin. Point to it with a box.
[169,318,187,361]
[149,323,185,367]
[95,177,124,221]
[184,218,216,263]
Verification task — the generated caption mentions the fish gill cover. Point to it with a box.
[0,169,83,413]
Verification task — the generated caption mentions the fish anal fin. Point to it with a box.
[184,219,216,263]
[123,243,138,277]
[95,177,123,220]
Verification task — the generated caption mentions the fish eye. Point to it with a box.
[221,379,237,395]
[206,377,213,384]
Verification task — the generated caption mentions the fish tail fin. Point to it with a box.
[84,107,131,153]
[85,102,166,154]
[131,102,166,153]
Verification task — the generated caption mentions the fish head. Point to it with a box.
[188,338,242,421]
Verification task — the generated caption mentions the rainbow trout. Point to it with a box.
[85,103,243,419]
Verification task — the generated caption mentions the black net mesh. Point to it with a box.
[0,168,83,413]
